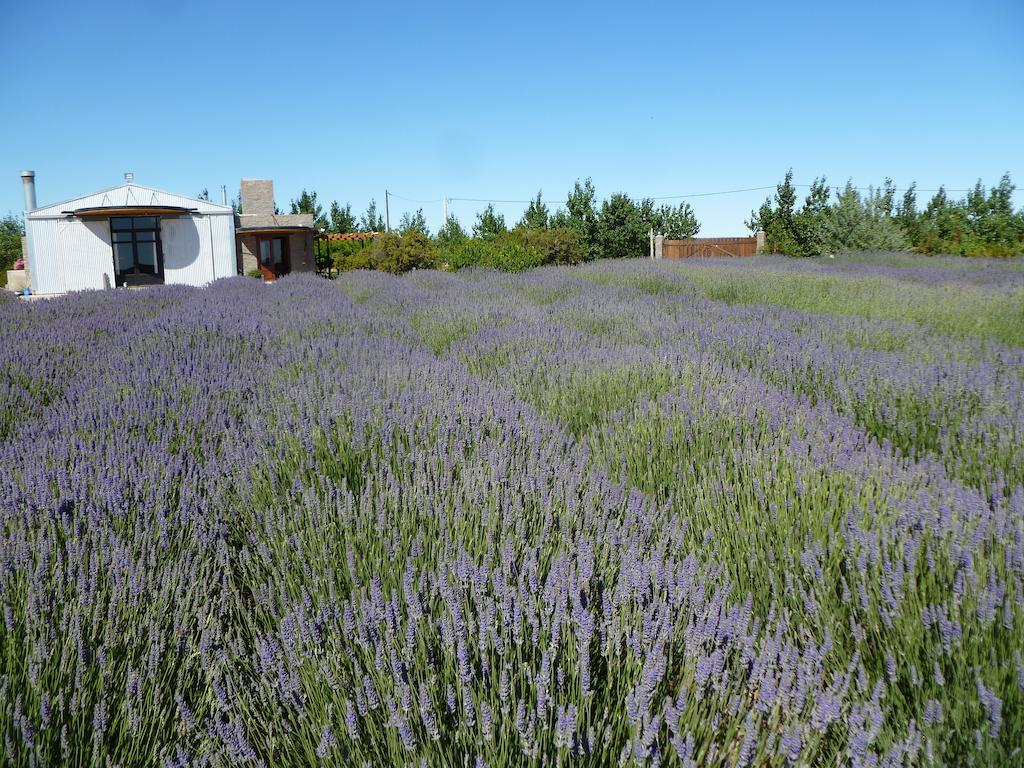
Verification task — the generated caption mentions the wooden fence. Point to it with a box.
[663,236,758,259]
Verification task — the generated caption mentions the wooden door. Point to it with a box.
[258,237,290,281]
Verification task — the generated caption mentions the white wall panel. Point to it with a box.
[27,218,114,294]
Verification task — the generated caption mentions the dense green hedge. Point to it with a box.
[751,171,1024,257]
[439,227,584,272]
[326,226,587,275]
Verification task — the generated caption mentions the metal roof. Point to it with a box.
[28,183,233,218]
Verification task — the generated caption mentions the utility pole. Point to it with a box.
[443,196,448,224]
[385,190,390,232]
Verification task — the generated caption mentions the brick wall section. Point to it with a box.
[238,236,258,274]
[240,180,275,215]
[290,232,314,272]
[236,232,315,276]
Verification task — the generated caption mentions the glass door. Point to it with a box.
[111,216,164,286]
[257,237,290,281]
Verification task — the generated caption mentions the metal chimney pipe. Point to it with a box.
[20,170,36,211]
[221,184,227,205]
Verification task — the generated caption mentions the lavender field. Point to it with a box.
[1,256,1023,767]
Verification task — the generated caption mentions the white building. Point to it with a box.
[21,172,237,294]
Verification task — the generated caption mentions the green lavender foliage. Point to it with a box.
[0,256,1022,767]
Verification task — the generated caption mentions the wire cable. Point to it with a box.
[793,183,974,194]
[430,182,981,208]
[448,197,567,204]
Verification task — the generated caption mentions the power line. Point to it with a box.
[444,186,778,207]
[650,185,777,200]
[448,197,567,204]
[416,182,983,211]
[793,183,974,194]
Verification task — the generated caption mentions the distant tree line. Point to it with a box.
[749,171,1024,257]
[288,180,701,274]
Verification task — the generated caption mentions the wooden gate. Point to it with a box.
[663,236,758,258]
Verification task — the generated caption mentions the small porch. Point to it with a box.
[234,179,315,281]
[236,225,315,281]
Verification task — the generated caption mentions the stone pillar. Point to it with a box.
[654,233,664,260]
[6,271,28,293]
[20,235,31,292]
[756,230,766,254]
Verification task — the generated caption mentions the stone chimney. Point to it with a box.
[240,179,275,215]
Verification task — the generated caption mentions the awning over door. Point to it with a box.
[64,205,198,218]
[236,226,313,236]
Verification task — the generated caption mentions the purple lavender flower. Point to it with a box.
[345,699,359,741]
[315,723,336,759]
[976,678,1002,738]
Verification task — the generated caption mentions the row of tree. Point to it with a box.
[748,171,1024,257]
[290,180,702,273]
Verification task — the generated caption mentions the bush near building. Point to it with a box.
[0,214,25,288]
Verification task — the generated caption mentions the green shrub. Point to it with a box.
[824,183,909,252]
[511,226,585,265]
[329,240,368,271]
[329,233,437,274]
[435,215,468,249]
[1,215,24,288]
[357,231,437,274]
[438,228,580,272]
[340,245,377,271]
[440,235,543,272]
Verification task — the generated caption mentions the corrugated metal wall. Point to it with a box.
[162,214,236,285]
[210,214,237,280]
[29,218,115,293]
[25,183,237,293]
[27,213,237,293]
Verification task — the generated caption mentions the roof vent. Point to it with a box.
[124,172,134,183]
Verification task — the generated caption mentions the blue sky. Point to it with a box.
[2,0,1022,236]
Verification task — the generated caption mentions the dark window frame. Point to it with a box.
[110,216,165,286]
